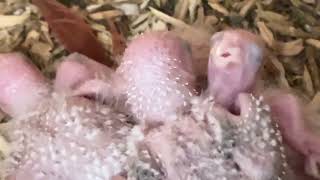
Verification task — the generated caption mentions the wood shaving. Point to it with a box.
[276,39,304,56]
[208,2,229,16]
[307,91,320,135]
[269,55,291,89]
[303,0,316,4]
[0,9,30,28]
[97,32,113,53]
[188,0,201,23]
[40,22,54,47]
[306,46,320,90]
[89,10,124,20]
[140,0,151,10]
[149,7,190,29]
[257,21,274,47]
[303,65,315,97]
[239,0,255,17]
[21,30,40,48]
[173,0,189,20]
[30,42,53,61]
[153,0,167,7]
[306,38,320,49]
[257,10,289,23]
[0,134,10,158]
[130,12,150,28]
[150,18,168,31]
[266,22,311,38]
[308,92,320,112]
[114,3,140,16]
[0,26,24,53]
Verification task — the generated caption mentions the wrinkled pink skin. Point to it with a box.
[54,53,114,95]
[0,30,318,179]
[208,29,320,179]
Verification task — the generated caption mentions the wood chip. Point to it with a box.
[276,39,304,56]
[269,55,290,88]
[86,4,103,13]
[239,0,256,17]
[257,10,289,23]
[22,30,40,48]
[149,7,190,29]
[151,18,168,31]
[130,12,150,28]
[303,65,315,96]
[40,22,54,47]
[30,42,52,61]
[188,0,201,23]
[261,0,273,5]
[208,2,229,16]
[114,3,139,16]
[306,46,320,90]
[89,10,124,20]
[0,10,30,28]
[257,21,274,48]
[0,27,24,53]
[90,23,108,32]
[308,91,320,111]
[174,0,189,20]
[306,39,320,49]
[266,22,311,38]
[97,32,112,52]
[193,6,205,25]
[140,0,151,10]
[0,135,10,157]
[303,0,315,4]
[130,17,149,35]
[207,0,219,3]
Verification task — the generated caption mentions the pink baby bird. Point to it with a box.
[207,29,265,112]
[207,29,320,179]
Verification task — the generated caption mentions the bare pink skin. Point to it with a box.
[0,53,50,117]
[208,29,264,112]
[54,53,118,100]
[116,31,197,125]
[208,29,320,179]
[262,90,320,179]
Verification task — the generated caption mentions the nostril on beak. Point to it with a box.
[221,52,231,58]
